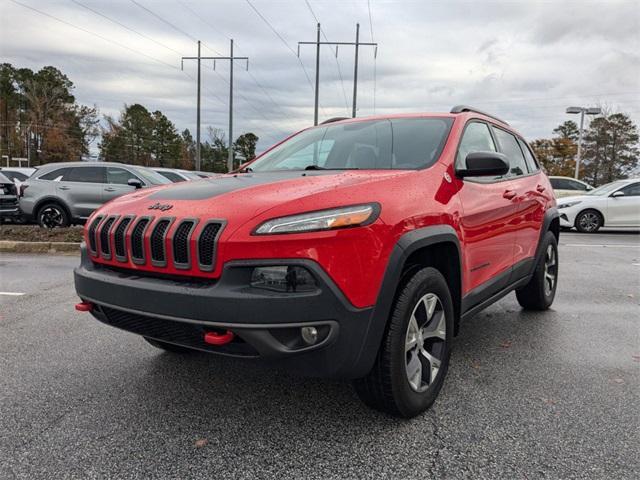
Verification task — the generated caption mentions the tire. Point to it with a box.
[354,267,454,418]
[37,202,70,228]
[516,231,558,310]
[575,209,603,233]
[144,337,194,353]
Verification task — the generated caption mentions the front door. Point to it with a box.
[104,167,141,203]
[607,182,640,226]
[455,121,520,298]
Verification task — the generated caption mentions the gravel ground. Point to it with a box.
[0,231,638,479]
[0,225,84,243]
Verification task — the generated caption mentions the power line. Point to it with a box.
[129,0,198,43]
[304,0,350,114]
[9,0,180,71]
[70,0,183,56]
[244,0,320,107]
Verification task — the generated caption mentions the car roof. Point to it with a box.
[35,162,142,172]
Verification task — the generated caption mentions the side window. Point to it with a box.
[39,167,73,181]
[619,183,640,196]
[107,167,142,185]
[455,122,497,170]
[567,179,588,191]
[517,138,539,172]
[64,167,106,183]
[493,128,529,177]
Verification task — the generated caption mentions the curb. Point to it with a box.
[0,240,81,254]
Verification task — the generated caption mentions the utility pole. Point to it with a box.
[298,23,377,124]
[566,106,601,179]
[182,40,248,172]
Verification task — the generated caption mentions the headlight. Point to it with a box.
[558,201,582,209]
[253,203,380,235]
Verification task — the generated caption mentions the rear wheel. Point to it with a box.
[144,337,193,353]
[354,267,454,418]
[37,203,70,228]
[575,209,602,233]
[516,231,558,310]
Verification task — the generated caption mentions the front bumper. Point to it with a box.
[74,245,376,378]
[559,211,574,228]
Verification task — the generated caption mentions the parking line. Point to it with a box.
[562,244,639,248]
[0,292,26,296]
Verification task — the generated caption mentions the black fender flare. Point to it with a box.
[352,225,462,377]
[533,207,560,270]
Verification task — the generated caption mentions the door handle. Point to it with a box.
[59,186,70,190]
[536,185,546,192]
[104,187,116,192]
[503,190,517,200]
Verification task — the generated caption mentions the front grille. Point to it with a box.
[150,219,171,264]
[88,216,103,253]
[198,222,223,270]
[91,215,224,273]
[113,217,132,260]
[173,220,195,266]
[99,217,116,258]
[131,218,150,261]
[98,306,258,357]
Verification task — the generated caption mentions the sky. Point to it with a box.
[1,0,639,155]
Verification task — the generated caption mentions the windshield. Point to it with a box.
[587,180,628,196]
[180,171,202,180]
[132,167,172,185]
[249,117,454,172]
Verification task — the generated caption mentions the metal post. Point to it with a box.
[314,23,321,126]
[352,23,360,118]
[196,40,201,171]
[575,110,585,179]
[228,39,234,172]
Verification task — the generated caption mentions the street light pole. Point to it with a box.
[566,106,601,179]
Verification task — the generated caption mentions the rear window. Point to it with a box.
[64,166,106,183]
[249,117,453,171]
[39,167,73,181]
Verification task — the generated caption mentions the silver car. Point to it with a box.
[19,162,170,228]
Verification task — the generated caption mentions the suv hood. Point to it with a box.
[98,169,412,228]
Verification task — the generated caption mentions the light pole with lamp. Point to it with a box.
[565,106,601,179]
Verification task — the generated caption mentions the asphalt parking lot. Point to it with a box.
[1,231,639,479]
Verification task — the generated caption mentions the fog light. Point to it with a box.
[301,326,318,345]
[251,266,317,293]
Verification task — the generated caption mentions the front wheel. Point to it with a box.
[354,267,454,418]
[575,209,602,233]
[516,231,558,310]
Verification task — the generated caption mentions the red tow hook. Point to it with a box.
[75,301,94,312]
[204,330,235,346]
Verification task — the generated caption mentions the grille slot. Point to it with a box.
[198,222,223,270]
[173,220,196,267]
[99,217,116,258]
[131,218,150,262]
[88,216,103,254]
[114,217,132,260]
[150,219,171,264]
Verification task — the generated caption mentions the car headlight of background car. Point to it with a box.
[558,201,582,209]
[253,203,380,234]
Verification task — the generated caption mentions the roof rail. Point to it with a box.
[320,117,349,125]
[450,105,509,125]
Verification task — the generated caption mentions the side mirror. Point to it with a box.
[611,190,624,198]
[127,178,143,189]
[457,152,510,178]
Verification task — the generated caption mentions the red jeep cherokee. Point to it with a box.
[74,106,559,418]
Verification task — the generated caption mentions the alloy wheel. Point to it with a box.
[579,212,600,232]
[41,206,64,228]
[405,293,446,392]
[543,244,557,296]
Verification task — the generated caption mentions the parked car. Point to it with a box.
[549,175,593,198]
[19,162,171,228]
[558,178,640,232]
[152,167,202,183]
[0,167,36,184]
[74,106,559,418]
[0,172,20,222]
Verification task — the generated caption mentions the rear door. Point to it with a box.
[104,167,143,202]
[57,166,107,219]
[606,182,640,226]
[493,128,548,270]
[455,121,520,297]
